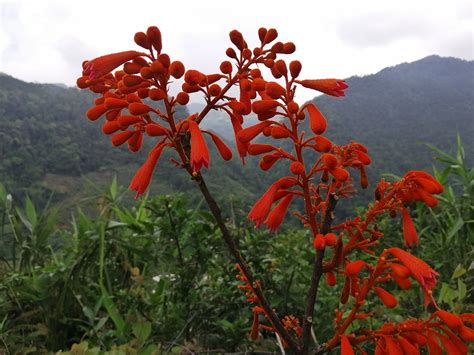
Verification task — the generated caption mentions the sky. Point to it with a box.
[0,0,472,103]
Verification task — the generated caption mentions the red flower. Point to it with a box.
[129,142,166,199]
[374,287,398,308]
[305,103,327,135]
[297,79,348,97]
[401,207,419,247]
[248,177,296,227]
[387,248,439,306]
[265,193,294,232]
[83,50,144,80]
[340,335,355,355]
[188,120,210,172]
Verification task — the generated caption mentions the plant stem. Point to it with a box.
[301,192,338,354]
[194,173,300,351]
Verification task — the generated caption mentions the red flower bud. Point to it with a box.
[149,88,166,101]
[86,104,108,121]
[402,207,419,247]
[263,28,278,44]
[345,260,366,276]
[290,162,305,175]
[313,234,326,250]
[330,168,349,182]
[111,130,135,146]
[146,26,162,53]
[229,29,245,50]
[265,82,286,99]
[436,310,463,331]
[374,287,397,308]
[289,60,302,78]
[176,92,189,105]
[220,61,233,74]
[326,271,337,287]
[146,123,168,136]
[134,32,150,49]
[305,103,327,135]
[252,100,280,115]
[248,144,276,155]
[325,233,337,246]
[128,103,153,115]
[270,126,290,139]
[169,61,185,79]
[313,136,333,152]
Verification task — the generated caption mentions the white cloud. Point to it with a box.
[0,0,472,102]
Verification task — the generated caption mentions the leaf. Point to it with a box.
[100,285,125,336]
[438,283,455,307]
[25,196,38,228]
[451,264,467,279]
[132,321,152,344]
[110,176,118,200]
[457,279,467,300]
[446,217,464,242]
[16,207,33,232]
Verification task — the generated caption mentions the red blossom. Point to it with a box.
[188,119,210,172]
[387,248,439,306]
[129,142,166,199]
[83,51,144,80]
[401,207,419,246]
[297,79,348,97]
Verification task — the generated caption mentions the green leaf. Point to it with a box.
[16,207,33,232]
[132,321,152,344]
[100,285,125,336]
[457,279,467,300]
[447,217,464,242]
[451,264,467,279]
[25,196,38,228]
[110,176,118,200]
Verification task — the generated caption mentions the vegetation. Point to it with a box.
[0,142,471,353]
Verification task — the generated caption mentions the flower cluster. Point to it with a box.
[78,27,472,354]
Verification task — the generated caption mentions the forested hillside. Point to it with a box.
[0,55,472,212]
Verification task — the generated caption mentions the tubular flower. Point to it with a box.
[248,177,296,227]
[129,142,166,199]
[401,207,419,247]
[229,113,249,162]
[83,51,144,80]
[398,170,444,207]
[265,193,294,232]
[297,79,348,97]
[387,248,439,306]
[188,119,210,172]
[340,335,355,355]
[204,131,233,161]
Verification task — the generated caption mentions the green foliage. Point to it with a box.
[0,182,315,352]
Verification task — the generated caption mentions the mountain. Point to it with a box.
[0,55,472,214]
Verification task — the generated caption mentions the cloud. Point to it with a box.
[336,10,436,48]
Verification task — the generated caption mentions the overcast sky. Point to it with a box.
[0,0,472,102]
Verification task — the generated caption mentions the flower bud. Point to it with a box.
[146,26,162,53]
[290,161,304,175]
[208,84,222,96]
[134,32,150,49]
[220,61,233,74]
[169,61,185,78]
[158,53,170,68]
[149,88,166,101]
[176,92,189,105]
[374,287,397,308]
[289,60,302,78]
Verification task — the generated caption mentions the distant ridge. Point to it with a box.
[0,55,472,209]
